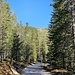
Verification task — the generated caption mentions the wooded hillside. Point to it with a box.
[0,0,48,64]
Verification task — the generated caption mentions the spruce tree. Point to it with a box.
[48,0,73,70]
[11,32,22,64]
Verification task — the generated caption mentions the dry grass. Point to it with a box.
[51,69,68,73]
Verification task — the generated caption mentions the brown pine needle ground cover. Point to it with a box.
[0,59,23,75]
[0,61,14,75]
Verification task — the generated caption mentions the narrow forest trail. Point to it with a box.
[21,62,51,75]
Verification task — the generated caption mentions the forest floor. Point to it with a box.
[0,59,28,75]
[0,60,74,75]
[0,60,17,75]
[42,63,74,75]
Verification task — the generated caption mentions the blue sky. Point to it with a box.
[6,0,53,28]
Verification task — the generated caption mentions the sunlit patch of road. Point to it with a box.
[22,62,51,75]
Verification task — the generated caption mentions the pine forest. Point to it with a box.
[0,0,75,75]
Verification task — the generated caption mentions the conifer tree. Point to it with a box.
[48,0,73,70]
[11,32,22,64]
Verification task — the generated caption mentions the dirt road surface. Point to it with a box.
[21,62,51,75]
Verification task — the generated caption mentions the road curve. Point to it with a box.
[21,62,51,75]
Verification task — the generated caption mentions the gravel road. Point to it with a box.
[21,62,51,75]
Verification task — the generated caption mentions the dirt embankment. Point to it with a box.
[0,59,20,75]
